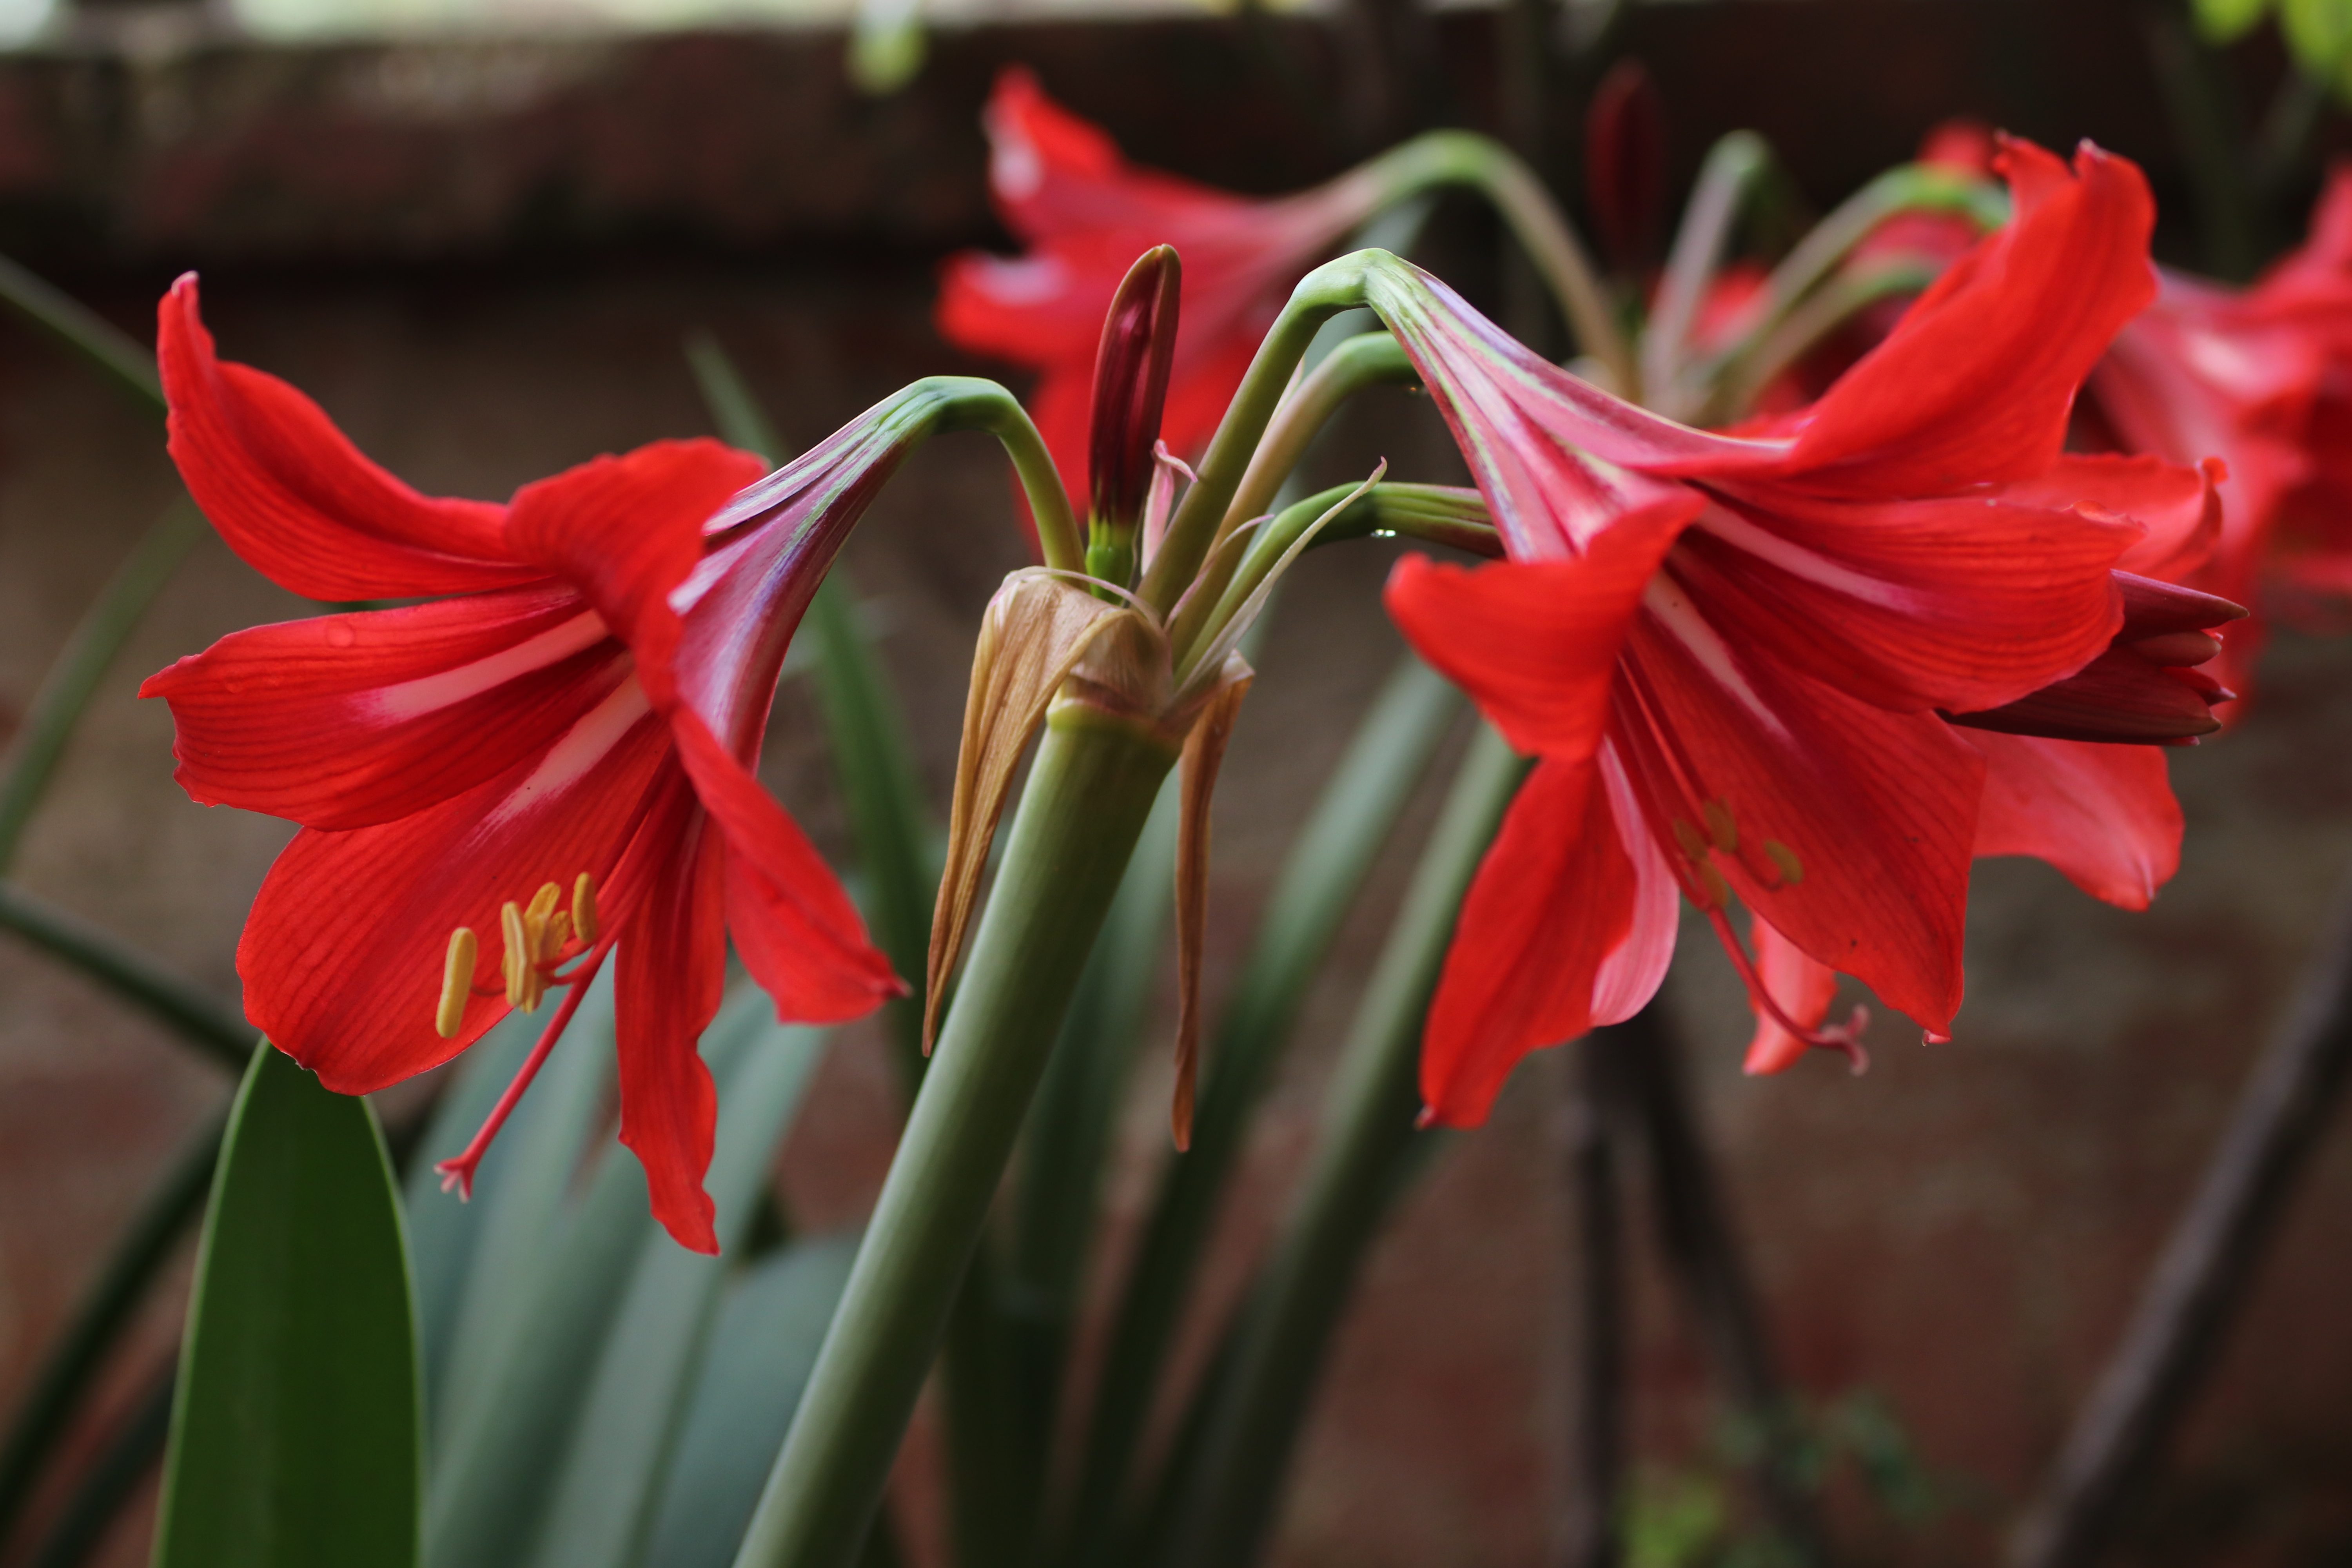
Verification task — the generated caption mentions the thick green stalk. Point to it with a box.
[732,708,1180,1568]
[0,883,253,1071]
[1166,724,1525,1568]
[0,500,208,872]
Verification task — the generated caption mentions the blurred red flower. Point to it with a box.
[936,68,1381,526]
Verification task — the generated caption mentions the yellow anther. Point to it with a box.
[539,910,572,966]
[1695,861,1733,912]
[1703,798,1738,854]
[1671,817,1710,863]
[500,901,537,1011]
[526,880,563,921]
[571,873,599,945]
[435,927,477,1039]
[1763,839,1805,886]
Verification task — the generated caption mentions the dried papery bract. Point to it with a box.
[1171,660,1250,1148]
[925,571,1136,1047]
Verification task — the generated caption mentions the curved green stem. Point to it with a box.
[1687,161,2005,417]
[0,1113,226,1555]
[0,500,207,873]
[935,380,1084,574]
[1171,483,1492,677]
[1347,132,1632,391]
[1138,266,1371,614]
[732,708,1179,1568]
[0,255,163,419]
[0,883,254,1072]
[1164,724,1525,1568]
[1699,260,1939,426]
[1643,132,1775,419]
[1220,332,1417,544]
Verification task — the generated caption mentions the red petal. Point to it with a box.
[1968,731,2182,908]
[1997,452,2225,579]
[1613,599,1982,1034]
[140,586,628,830]
[612,780,730,1256]
[1671,485,2132,714]
[1785,140,2157,492]
[1384,513,1685,760]
[503,439,768,688]
[159,275,539,602]
[1742,915,1841,1075]
[243,681,675,1093]
[1419,754,1668,1126]
[669,709,902,1022]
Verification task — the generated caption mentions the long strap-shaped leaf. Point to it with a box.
[153,1044,421,1568]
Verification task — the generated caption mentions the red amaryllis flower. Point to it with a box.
[937,68,1382,518]
[141,276,902,1251]
[1374,139,2238,1121]
[2091,167,2352,694]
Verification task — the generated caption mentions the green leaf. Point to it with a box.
[641,1234,861,1568]
[0,882,253,1073]
[2195,0,2273,41]
[153,1044,421,1568]
[524,1010,828,1568]
[2283,0,2352,85]
[402,1009,541,1423]
[0,252,164,417]
[0,499,207,873]
[1063,653,1459,1566]
[422,986,799,1568]
[429,974,618,1450]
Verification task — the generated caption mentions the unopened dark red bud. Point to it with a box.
[1945,572,2247,746]
[1586,61,1665,274]
[1088,245,1183,538]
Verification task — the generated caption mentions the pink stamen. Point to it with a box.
[1702,907,1871,1074]
[435,935,616,1198]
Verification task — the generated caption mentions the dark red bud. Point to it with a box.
[1585,60,1665,274]
[1945,572,2248,746]
[1088,246,1183,535]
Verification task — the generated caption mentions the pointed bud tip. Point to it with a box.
[1586,60,1666,272]
[1087,247,1185,539]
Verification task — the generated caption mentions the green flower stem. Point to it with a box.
[1347,132,1631,392]
[0,255,164,419]
[0,499,208,873]
[1642,132,1775,419]
[0,883,253,1072]
[1220,332,1416,541]
[936,382,1085,575]
[0,1111,227,1554]
[1139,270,1367,615]
[1168,724,1525,1568]
[1691,161,2005,416]
[1170,483,1493,680]
[1700,260,1939,427]
[733,706,1181,1568]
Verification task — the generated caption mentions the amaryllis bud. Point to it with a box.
[1947,574,2247,744]
[1585,60,1665,274]
[1086,245,1183,587]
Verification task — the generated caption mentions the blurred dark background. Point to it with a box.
[0,2,2346,1565]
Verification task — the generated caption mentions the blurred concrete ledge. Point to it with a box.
[0,0,2242,271]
